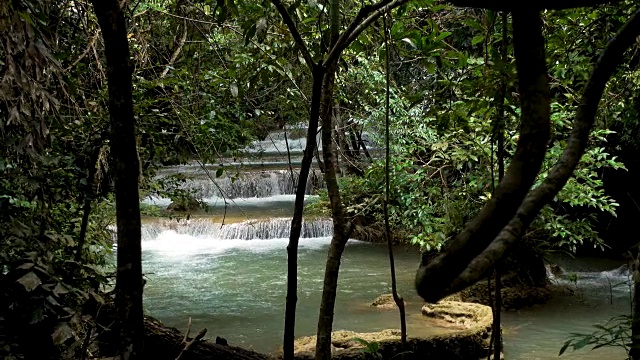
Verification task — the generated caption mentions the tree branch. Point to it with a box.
[443,7,640,296]
[446,0,623,11]
[415,9,551,303]
[160,19,188,79]
[270,0,315,70]
[324,0,410,67]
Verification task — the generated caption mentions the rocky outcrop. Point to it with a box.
[284,301,493,360]
[421,301,492,329]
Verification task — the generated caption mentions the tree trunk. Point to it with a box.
[313,0,355,357]
[91,1,144,358]
[428,6,640,298]
[416,8,551,302]
[314,63,352,360]
[283,65,326,360]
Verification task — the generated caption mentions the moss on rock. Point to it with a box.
[282,301,493,360]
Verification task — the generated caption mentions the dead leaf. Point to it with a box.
[51,323,73,345]
[53,282,69,296]
[16,271,41,291]
[17,262,34,270]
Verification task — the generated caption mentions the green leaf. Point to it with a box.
[244,23,257,45]
[471,35,485,45]
[434,31,452,42]
[216,168,224,178]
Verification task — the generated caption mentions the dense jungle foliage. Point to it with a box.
[1,0,640,359]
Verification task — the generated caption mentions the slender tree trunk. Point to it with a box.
[283,65,326,360]
[334,104,349,175]
[75,146,101,262]
[491,12,508,360]
[313,0,354,357]
[91,1,144,358]
[314,63,352,360]
[383,13,407,348]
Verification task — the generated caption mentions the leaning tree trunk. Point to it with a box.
[282,64,326,360]
[416,5,640,302]
[91,0,144,357]
[416,8,551,302]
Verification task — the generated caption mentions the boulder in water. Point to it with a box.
[421,301,492,329]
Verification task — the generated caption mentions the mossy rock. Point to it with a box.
[421,301,492,329]
[282,301,493,360]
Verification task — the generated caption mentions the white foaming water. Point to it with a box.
[546,264,631,290]
[142,194,318,208]
[139,217,359,259]
[142,231,333,258]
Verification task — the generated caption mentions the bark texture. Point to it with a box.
[91,1,144,357]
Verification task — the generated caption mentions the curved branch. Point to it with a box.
[415,9,551,303]
[160,19,188,79]
[324,0,410,67]
[270,0,315,70]
[444,7,640,296]
[446,0,623,11]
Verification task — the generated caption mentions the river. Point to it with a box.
[141,132,631,359]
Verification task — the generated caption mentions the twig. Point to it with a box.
[182,317,192,344]
[66,30,101,71]
[175,328,208,360]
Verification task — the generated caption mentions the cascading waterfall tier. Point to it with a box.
[182,170,324,199]
[141,217,333,241]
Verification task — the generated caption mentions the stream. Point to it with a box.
[141,131,631,359]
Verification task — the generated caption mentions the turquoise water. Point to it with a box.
[141,219,630,359]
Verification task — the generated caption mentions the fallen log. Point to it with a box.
[142,316,269,360]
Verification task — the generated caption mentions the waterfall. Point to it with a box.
[182,170,323,199]
[141,217,333,241]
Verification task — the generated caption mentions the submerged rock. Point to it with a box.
[370,294,406,309]
[167,198,201,212]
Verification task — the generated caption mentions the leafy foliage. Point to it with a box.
[559,314,634,358]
